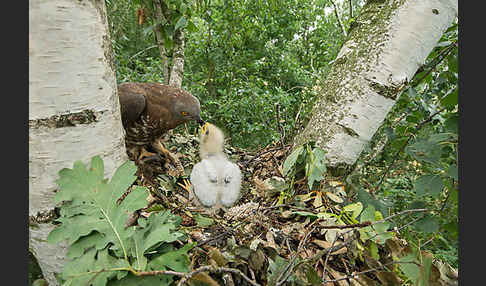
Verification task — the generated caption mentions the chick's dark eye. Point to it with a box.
[181,111,188,116]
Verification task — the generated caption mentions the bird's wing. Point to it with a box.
[118,85,147,127]
[219,160,242,208]
[190,160,218,207]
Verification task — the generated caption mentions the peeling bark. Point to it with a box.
[294,0,458,174]
[169,29,185,88]
[29,0,127,284]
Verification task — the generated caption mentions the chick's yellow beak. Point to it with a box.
[199,122,210,135]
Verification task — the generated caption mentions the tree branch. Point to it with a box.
[175,265,260,286]
[329,0,347,37]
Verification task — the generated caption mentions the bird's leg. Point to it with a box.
[177,178,192,193]
[151,139,185,177]
[138,146,158,162]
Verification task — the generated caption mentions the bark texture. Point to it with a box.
[169,29,186,88]
[29,0,127,284]
[294,0,458,173]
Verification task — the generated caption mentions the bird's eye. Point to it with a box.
[181,111,188,116]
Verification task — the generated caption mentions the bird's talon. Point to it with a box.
[177,178,192,193]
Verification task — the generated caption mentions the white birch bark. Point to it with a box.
[294,0,458,173]
[169,29,185,88]
[29,0,127,284]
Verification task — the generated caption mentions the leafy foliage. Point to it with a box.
[106,0,349,148]
[47,156,193,285]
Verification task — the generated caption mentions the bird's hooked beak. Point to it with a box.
[195,115,205,126]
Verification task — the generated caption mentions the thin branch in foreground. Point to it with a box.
[175,265,260,286]
[276,225,318,286]
[325,260,421,283]
[322,226,345,281]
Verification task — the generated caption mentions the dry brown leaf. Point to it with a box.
[350,274,377,286]
[175,194,190,205]
[265,230,279,250]
[253,177,268,197]
[146,192,157,203]
[325,191,344,203]
[326,267,349,286]
[209,247,227,267]
[375,271,402,286]
[312,239,347,255]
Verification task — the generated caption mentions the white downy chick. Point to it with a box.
[190,123,242,210]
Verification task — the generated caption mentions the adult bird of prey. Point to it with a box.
[181,123,242,212]
[118,82,204,175]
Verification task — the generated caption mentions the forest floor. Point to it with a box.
[126,130,458,286]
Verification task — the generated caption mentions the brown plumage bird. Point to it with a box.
[118,82,204,174]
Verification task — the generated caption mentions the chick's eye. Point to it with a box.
[181,111,188,116]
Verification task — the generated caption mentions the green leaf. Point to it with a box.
[130,211,185,256]
[446,164,458,180]
[414,215,439,233]
[360,205,375,223]
[369,241,379,260]
[307,147,326,190]
[357,188,388,216]
[409,200,427,210]
[305,265,322,286]
[343,202,363,218]
[48,157,150,280]
[108,273,172,286]
[174,16,187,31]
[448,53,458,74]
[61,248,130,286]
[282,146,304,176]
[142,23,158,36]
[186,20,197,32]
[359,205,392,244]
[148,243,195,272]
[160,26,173,51]
[66,232,106,259]
[440,88,458,108]
[406,139,443,165]
[444,113,458,134]
[194,213,215,227]
[267,256,298,286]
[414,175,444,197]
[400,253,421,285]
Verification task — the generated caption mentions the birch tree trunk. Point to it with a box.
[169,29,186,88]
[29,0,127,284]
[294,0,458,174]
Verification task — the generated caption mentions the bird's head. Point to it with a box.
[173,93,204,126]
[199,122,225,158]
